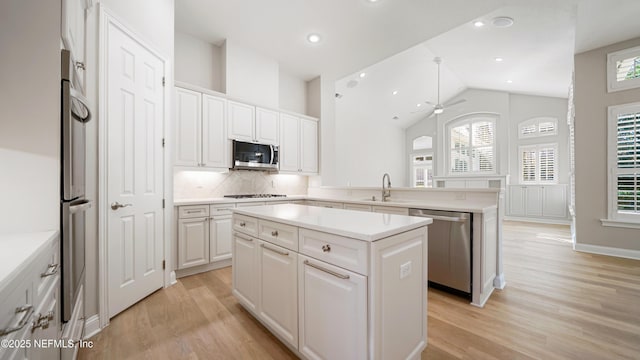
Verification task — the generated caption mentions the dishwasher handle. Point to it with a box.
[409,210,469,222]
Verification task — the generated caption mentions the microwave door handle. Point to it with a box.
[270,146,275,165]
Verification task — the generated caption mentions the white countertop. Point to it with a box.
[174,195,496,213]
[0,230,58,293]
[233,204,432,241]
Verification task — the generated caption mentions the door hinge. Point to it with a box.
[162,77,165,87]
[162,260,166,270]
[162,138,165,147]
[162,199,165,209]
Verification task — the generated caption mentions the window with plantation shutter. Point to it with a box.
[519,144,557,184]
[607,46,640,92]
[606,102,640,224]
[448,117,496,175]
[519,117,557,138]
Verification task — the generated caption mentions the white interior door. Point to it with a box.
[106,20,165,318]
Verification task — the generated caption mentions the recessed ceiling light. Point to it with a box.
[492,16,514,28]
[473,21,485,27]
[307,33,321,43]
[495,57,504,62]
[506,80,513,83]
[368,0,379,2]
[417,103,422,107]
[392,90,398,95]
[359,72,366,78]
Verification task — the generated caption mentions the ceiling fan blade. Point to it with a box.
[426,110,436,118]
[443,98,466,108]
[423,101,436,106]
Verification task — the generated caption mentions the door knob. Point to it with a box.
[111,202,132,210]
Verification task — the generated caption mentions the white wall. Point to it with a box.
[225,39,279,108]
[306,77,321,118]
[278,70,307,114]
[508,94,569,184]
[574,37,640,251]
[0,0,61,234]
[175,31,223,92]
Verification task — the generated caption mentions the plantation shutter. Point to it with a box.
[521,147,537,182]
[539,146,556,182]
[616,111,640,213]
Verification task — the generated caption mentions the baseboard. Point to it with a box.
[175,259,232,279]
[170,270,177,285]
[574,243,640,261]
[84,314,101,340]
[504,216,571,225]
[493,273,506,290]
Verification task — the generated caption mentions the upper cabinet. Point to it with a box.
[227,101,279,145]
[175,87,229,169]
[61,0,89,93]
[280,113,318,175]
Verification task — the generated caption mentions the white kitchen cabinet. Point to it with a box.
[209,204,234,263]
[175,87,228,170]
[508,185,567,220]
[343,203,372,212]
[372,205,409,215]
[232,232,259,312]
[298,255,367,360]
[279,114,318,174]
[227,103,279,145]
[178,217,210,269]
[62,0,88,93]
[258,241,298,348]
[305,200,343,209]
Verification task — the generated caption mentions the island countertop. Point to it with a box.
[0,230,58,293]
[232,203,432,241]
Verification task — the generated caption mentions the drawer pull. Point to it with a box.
[186,210,203,214]
[322,244,331,253]
[261,243,289,256]
[271,230,279,237]
[235,233,253,242]
[304,260,349,280]
[239,222,246,227]
[217,208,233,211]
[41,263,59,278]
[0,305,34,337]
[31,311,54,333]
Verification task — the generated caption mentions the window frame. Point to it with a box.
[446,115,497,176]
[410,152,433,188]
[607,45,640,93]
[606,102,640,225]
[518,117,558,139]
[519,143,559,185]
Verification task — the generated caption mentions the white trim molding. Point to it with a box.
[607,45,640,93]
[600,218,640,230]
[84,314,101,340]
[574,243,640,261]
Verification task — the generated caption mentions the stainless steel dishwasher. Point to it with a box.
[409,208,471,297]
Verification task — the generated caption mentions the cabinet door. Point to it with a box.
[279,113,300,172]
[210,216,232,262]
[300,119,318,174]
[525,186,543,217]
[202,94,229,168]
[258,241,298,348]
[298,256,367,360]
[255,108,279,145]
[178,217,209,269]
[232,233,258,312]
[29,282,60,360]
[372,206,409,215]
[508,186,526,216]
[543,185,567,218]
[175,88,202,167]
[227,101,255,142]
[344,203,372,212]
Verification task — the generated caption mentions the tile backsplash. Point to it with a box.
[174,170,308,199]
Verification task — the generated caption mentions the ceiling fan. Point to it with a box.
[413,57,466,117]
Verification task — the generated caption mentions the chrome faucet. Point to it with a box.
[382,173,391,202]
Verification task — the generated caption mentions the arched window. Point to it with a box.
[447,115,496,174]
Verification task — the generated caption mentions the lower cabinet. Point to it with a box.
[298,255,367,360]
[178,217,210,269]
[372,205,409,215]
[232,232,258,312]
[508,184,567,220]
[210,215,232,262]
[258,241,298,348]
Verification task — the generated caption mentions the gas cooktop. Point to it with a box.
[223,194,287,199]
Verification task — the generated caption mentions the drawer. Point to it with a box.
[233,214,259,236]
[343,203,372,212]
[371,206,409,215]
[299,228,369,275]
[210,203,235,217]
[33,237,60,307]
[0,275,33,344]
[258,220,299,251]
[179,205,209,219]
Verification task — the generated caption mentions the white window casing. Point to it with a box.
[605,102,640,226]
[519,143,558,184]
[518,117,558,139]
[607,45,640,93]
[448,116,496,175]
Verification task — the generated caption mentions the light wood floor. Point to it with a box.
[80,221,640,359]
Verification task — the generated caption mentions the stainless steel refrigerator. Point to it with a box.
[60,49,92,322]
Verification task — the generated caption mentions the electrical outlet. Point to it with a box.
[400,261,412,279]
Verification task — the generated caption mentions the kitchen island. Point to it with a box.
[231,204,432,360]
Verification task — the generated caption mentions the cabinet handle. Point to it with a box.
[185,210,202,214]
[235,233,253,242]
[41,263,59,278]
[0,305,34,337]
[261,243,289,256]
[239,222,246,227]
[217,208,233,211]
[75,61,85,71]
[31,311,54,333]
[271,230,279,237]
[321,244,331,252]
[304,260,349,280]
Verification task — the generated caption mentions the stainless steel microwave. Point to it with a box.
[232,140,279,171]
